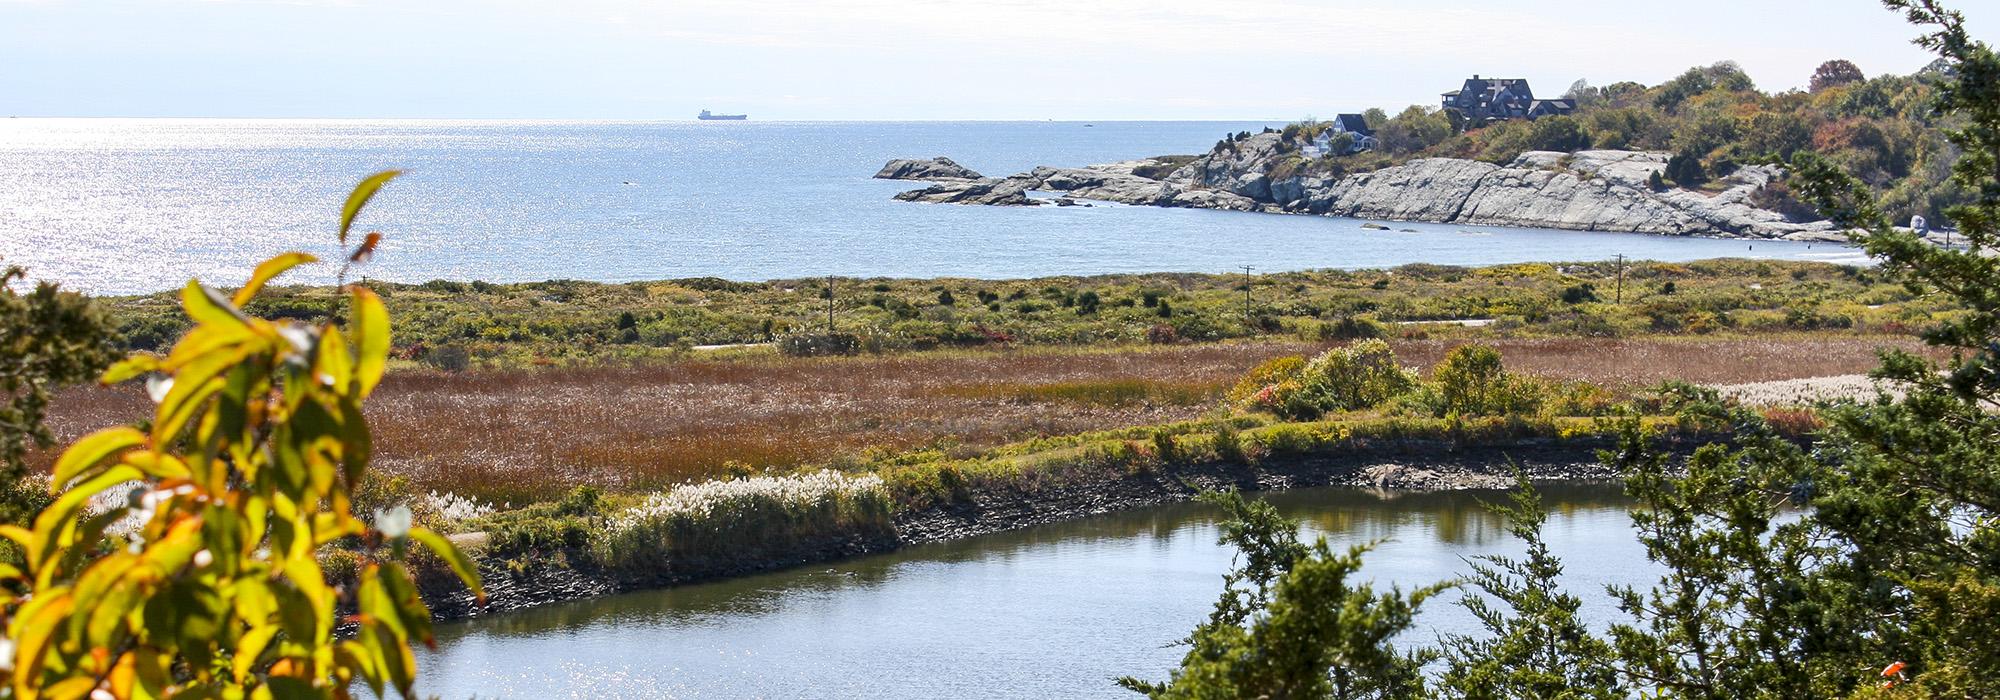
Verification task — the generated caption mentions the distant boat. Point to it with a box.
[698,110,747,121]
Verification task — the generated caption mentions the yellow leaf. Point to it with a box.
[50,426,147,490]
[31,466,143,580]
[152,347,241,446]
[356,568,409,644]
[315,325,352,395]
[180,280,250,330]
[409,526,485,603]
[231,252,318,306]
[161,322,254,373]
[233,624,280,682]
[339,170,402,244]
[347,286,391,399]
[10,590,76,698]
[0,525,30,563]
[121,452,191,481]
[99,354,161,385]
[83,575,146,654]
[39,676,95,700]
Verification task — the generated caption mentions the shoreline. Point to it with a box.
[415,439,1640,624]
[881,149,1954,245]
[85,249,1860,301]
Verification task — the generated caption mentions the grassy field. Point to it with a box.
[40,335,1929,504]
[96,259,1948,369]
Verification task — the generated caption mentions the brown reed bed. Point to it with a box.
[36,335,1932,504]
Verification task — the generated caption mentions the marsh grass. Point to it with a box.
[940,378,1221,407]
[37,337,1932,504]
[593,470,892,570]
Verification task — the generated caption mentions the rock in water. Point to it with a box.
[875,157,985,181]
[893,178,1041,206]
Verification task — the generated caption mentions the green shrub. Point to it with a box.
[1260,340,1418,420]
[487,512,595,558]
[1417,344,1544,417]
[1322,315,1386,340]
[1212,422,1246,463]
[1228,356,1307,406]
[1153,429,1180,462]
[556,484,605,516]
[0,264,120,529]
[1561,283,1600,304]
[424,343,473,371]
[777,332,860,357]
[1665,150,1707,186]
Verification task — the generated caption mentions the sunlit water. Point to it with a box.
[0,119,1863,295]
[411,484,1659,699]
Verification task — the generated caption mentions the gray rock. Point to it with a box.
[1021,166,1168,205]
[886,142,1837,239]
[893,177,1041,206]
[1308,152,1835,239]
[875,157,985,181]
[1166,189,1264,212]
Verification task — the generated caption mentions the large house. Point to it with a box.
[1441,76,1575,123]
[1305,113,1378,156]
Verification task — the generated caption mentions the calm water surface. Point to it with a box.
[413,483,1658,699]
[0,120,1862,295]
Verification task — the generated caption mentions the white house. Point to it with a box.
[1304,113,1378,157]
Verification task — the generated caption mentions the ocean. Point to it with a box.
[0,119,1863,295]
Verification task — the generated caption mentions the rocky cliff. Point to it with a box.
[876,135,1841,240]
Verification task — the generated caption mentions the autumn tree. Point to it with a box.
[1810,59,1867,92]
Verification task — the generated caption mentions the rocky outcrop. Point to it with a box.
[1022,165,1169,205]
[875,156,984,181]
[892,177,1041,206]
[881,143,1843,240]
[1307,150,1838,239]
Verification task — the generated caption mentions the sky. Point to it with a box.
[0,0,1986,120]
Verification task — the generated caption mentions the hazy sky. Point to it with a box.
[1,0,1984,119]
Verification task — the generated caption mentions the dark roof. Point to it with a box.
[1334,114,1373,136]
[1463,77,1530,96]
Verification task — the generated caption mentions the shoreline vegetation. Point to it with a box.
[93,258,1945,369]
[33,259,1938,624]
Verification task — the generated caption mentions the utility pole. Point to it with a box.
[1614,254,1625,304]
[1240,265,1255,329]
[825,275,836,333]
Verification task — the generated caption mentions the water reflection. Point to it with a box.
[415,482,1649,699]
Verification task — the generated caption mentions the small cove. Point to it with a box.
[412,483,1658,699]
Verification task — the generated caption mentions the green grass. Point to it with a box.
[95,259,1939,370]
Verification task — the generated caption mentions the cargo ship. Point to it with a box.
[697,110,747,121]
